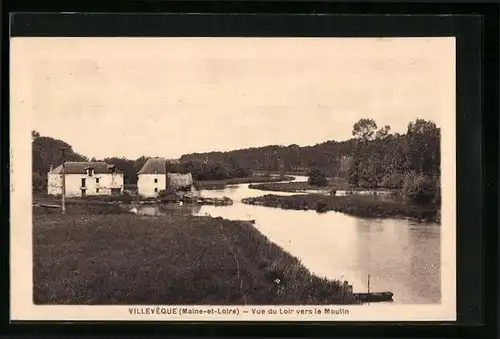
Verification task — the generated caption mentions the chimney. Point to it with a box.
[49,164,53,172]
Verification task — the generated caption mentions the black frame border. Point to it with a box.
[2,3,498,338]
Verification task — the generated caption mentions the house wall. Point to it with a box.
[137,174,166,198]
[47,172,124,197]
[47,173,63,196]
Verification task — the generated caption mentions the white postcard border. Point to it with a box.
[10,37,456,322]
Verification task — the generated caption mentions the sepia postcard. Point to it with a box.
[10,37,456,321]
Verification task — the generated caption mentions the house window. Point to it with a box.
[154,178,158,183]
[96,178,100,184]
[86,168,94,177]
[154,187,158,193]
[96,188,100,193]
[81,178,86,187]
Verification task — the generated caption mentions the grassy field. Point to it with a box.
[33,204,356,305]
[248,178,355,193]
[242,194,440,222]
[196,175,294,190]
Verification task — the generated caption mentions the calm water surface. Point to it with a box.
[193,176,441,304]
[134,176,440,304]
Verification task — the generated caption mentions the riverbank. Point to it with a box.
[196,175,294,190]
[33,205,357,305]
[248,179,395,194]
[242,194,439,222]
[33,193,234,207]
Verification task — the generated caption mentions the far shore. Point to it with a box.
[248,179,398,194]
[33,203,358,305]
[196,174,294,190]
[242,194,440,223]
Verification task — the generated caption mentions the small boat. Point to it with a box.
[354,292,394,302]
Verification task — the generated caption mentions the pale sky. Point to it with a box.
[12,37,455,160]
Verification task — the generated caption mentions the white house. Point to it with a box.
[47,161,124,197]
[137,158,167,198]
[137,158,194,198]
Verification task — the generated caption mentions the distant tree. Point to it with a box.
[32,135,88,174]
[31,130,40,141]
[405,119,440,177]
[375,125,391,139]
[31,133,88,192]
[348,157,360,186]
[103,157,136,184]
[32,170,46,192]
[133,156,150,181]
[380,173,405,189]
[178,117,440,201]
[403,171,438,204]
[308,168,328,187]
[339,156,352,177]
[352,118,378,141]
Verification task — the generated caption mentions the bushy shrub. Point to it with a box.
[308,168,328,187]
[120,191,134,203]
[315,200,328,213]
[158,189,179,202]
[32,171,47,192]
[402,172,437,204]
[380,173,405,189]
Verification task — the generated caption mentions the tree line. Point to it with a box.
[32,117,440,205]
[180,141,357,178]
[348,118,440,203]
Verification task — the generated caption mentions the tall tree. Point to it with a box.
[375,125,391,140]
[406,119,440,176]
[352,118,378,141]
[32,133,88,192]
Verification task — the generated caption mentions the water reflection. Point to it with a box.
[127,203,202,216]
[192,175,441,304]
[127,175,441,304]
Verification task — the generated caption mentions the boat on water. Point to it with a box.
[354,292,394,302]
[353,274,394,302]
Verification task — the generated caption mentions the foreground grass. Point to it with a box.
[33,205,356,305]
[249,178,355,193]
[196,175,294,190]
[242,194,440,222]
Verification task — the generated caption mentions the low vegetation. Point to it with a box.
[196,175,294,190]
[307,168,328,187]
[33,206,357,305]
[242,194,439,222]
[249,177,352,193]
[36,193,136,205]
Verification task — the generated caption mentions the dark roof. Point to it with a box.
[50,162,122,174]
[137,158,167,175]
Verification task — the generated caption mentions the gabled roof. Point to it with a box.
[137,157,167,175]
[50,162,122,175]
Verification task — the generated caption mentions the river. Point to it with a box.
[192,175,441,304]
